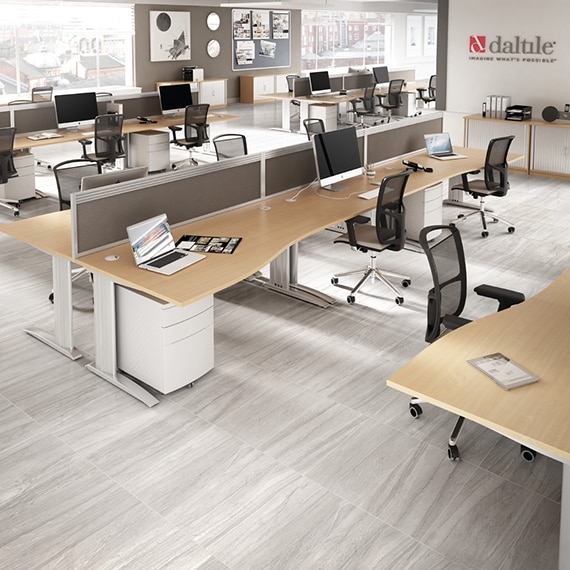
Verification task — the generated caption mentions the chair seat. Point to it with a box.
[334,224,396,252]
[452,178,504,197]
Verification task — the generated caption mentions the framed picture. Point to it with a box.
[150,11,191,62]
[424,16,437,56]
[406,15,423,58]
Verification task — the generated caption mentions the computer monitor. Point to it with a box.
[312,127,362,192]
[158,83,193,116]
[54,92,100,130]
[309,71,332,97]
[80,166,148,191]
[373,66,390,84]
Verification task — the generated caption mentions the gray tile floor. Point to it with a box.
[1,102,569,569]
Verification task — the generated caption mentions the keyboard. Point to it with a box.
[359,183,382,200]
[147,250,187,268]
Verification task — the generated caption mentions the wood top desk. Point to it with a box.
[1,146,514,406]
[387,267,570,569]
[13,112,239,152]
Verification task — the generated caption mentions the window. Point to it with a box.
[301,11,390,71]
[0,2,134,99]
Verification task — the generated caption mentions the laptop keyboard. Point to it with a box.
[148,250,186,268]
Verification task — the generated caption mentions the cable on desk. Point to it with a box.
[284,178,318,202]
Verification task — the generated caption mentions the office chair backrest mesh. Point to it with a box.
[213,134,248,160]
[286,75,300,93]
[483,135,514,196]
[362,83,378,112]
[374,169,412,251]
[184,104,210,143]
[303,118,325,139]
[428,75,436,98]
[93,114,125,162]
[0,126,17,185]
[386,79,405,107]
[53,159,102,210]
[419,224,468,343]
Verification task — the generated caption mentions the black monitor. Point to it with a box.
[54,92,99,130]
[312,127,362,192]
[373,66,390,84]
[158,83,193,116]
[309,71,332,96]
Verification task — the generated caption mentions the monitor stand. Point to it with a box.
[321,183,346,192]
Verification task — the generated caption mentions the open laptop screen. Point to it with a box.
[424,133,453,155]
[127,214,175,267]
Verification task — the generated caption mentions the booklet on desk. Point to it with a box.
[27,132,63,140]
[468,353,539,390]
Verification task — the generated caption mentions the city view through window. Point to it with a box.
[0,2,134,98]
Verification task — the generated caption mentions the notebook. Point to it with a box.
[126,214,205,275]
[424,133,466,160]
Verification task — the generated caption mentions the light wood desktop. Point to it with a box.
[1,146,509,406]
[387,267,570,570]
[13,112,239,152]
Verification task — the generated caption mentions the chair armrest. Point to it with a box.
[474,284,525,311]
[77,139,92,159]
[346,214,370,246]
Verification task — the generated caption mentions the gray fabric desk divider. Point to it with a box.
[113,92,162,120]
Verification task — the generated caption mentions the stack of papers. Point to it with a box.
[468,353,539,390]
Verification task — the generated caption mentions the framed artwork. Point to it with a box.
[150,11,191,62]
[406,15,423,58]
[424,16,437,56]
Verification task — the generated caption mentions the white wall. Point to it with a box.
[447,0,570,116]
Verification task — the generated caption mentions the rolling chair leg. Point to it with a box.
[331,254,410,305]
[456,197,516,237]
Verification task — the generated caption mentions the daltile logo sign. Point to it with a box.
[468,34,557,64]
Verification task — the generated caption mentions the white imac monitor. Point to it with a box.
[80,166,148,191]
[312,127,362,192]
[158,83,193,116]
[54,92,99,130]
[309,71,332,96]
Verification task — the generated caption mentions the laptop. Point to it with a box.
[126,213,205,275]
[424,133,466,160]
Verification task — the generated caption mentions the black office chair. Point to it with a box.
[451,135,516,238]
[212,133,248,160]
[78,114,126,168]
[0,126,20,216]
[53,158,102,210]
[169,104,210,170]
[303,117,325,140]
[331,169,413,305]
[286,74,301,117]
[416,75,436,107]
[31,86,54,102]
[378,79,405,120]
[349,83,385,127]
[410,224,530,461]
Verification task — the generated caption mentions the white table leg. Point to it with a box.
[25,255,82,360]
[86,273,159,407]
[560,463,570,570]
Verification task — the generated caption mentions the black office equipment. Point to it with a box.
[309,71,332,96]
[54,92,99,130]
[312,127,362,191]
[158,83,193,116]
[505,105,532,121]
[372,66,390,84]
[410,224,527,461]
[331,169,413,305]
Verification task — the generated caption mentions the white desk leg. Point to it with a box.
[85,273,159,407]
[281,99,291,131]
[25,256,82,360]
[300,101,311,126]
[251,244,336,308]
[560,463,570,570]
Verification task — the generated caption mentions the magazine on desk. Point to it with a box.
[468,353,539,390]
[27,132,63,141]
[176,235,242,254]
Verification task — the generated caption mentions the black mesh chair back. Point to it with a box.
[286,75,300,93]
[31,86,53,102]
[419,224,468,343]
[93,114,125,162]
[0,127,17,185]
[383,79,405,109]
[417,75,436,104]
[373,169,412,251]
[303,118,325,139]
[183,104,210,146]
[53,159,102,210]
[361,83,378,112]
[482,135,514,196]
[212,134,248,160]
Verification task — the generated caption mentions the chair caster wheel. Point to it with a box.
[331,277,339,285]
[401,279,411,288]
[395,296,404,305]
[508,226,515,233]
[492,217,499,223]
[48,292,54,304]
[520,445,536,462]
[448,445,460,460]
[481,231,489,238]
[347,295,355,304]
[409,403,423,418]
[449,222,456,228]
[457,214,465,219]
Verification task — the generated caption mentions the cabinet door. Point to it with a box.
[274,74,289,93]
[253,76,275,100]
[532,125,570,175]
[199,80,227,107]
